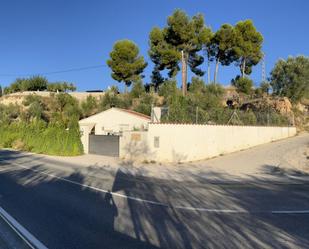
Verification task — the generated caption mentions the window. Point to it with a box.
[154,136,160,148]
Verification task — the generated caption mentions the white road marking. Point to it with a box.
[0,160,169,207]
[0,206,48,249]
[1,159,309,214]
[287,175,309,181]
[271,210,309,214]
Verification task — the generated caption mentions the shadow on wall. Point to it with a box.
[172,149,188,163]
[121,140,156,161]
[121,139,189,163]
[0,150,309,248]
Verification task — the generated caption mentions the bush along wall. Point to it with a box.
[0,120,83,156]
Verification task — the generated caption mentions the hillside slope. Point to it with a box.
[0,91,105,105]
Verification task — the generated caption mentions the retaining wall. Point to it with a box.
[119,124,297,162]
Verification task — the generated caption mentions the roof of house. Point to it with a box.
[116,108,151,120]
[79,107,151,123]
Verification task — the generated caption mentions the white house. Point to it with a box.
[79,107,151,154]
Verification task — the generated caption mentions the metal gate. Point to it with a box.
[89,135,120,157]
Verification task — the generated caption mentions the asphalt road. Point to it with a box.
[0,216,30,249]
[0,140,309,248]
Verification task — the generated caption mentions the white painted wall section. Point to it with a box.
[79,108,150,135]
[120,124,297,162]
[79,124,94,154]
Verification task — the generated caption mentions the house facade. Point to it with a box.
[79,107,151,154]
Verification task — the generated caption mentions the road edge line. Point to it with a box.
[0,206,48,249]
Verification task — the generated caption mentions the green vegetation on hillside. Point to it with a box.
[0,93,83,156]
[0,121,82,156]
[3,76,76,94]
[232,76,253,95]
[80,76,292,126]
[271,56,309,103]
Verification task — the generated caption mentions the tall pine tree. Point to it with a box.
[149,10,211,95]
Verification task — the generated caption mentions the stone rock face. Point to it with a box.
[222,85,294,114]
[239,97,292,114]
[271,97,292,114]
[294,100,309,132]
[222,86,240,107]
[224,86,239,100]
[295,102,308,113]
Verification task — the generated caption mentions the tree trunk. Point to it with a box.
[214,59,219,83]
[241,59,246,78]
[207,58,211,84]
[181,50,188,96]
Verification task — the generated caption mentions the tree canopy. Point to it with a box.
[107,40,147,91]
[232,75,253,94]
[270,55,309,102]
[211,24,238,83]
[149,9,211,95]
[234,20,263,77]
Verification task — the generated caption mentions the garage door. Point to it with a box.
[89,135,119,157]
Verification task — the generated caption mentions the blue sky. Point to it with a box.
[0,0,308,91]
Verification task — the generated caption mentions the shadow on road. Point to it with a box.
[0,150,159,249]
[112,162,309,249]
[0,150,309,248]
[261,164,309,177]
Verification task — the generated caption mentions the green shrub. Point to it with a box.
[133,93,157,116]
[99,92,131,111]
[0,120,83,156]
[167,95,190,123]
[239,111,257,125]
[232,76,253,94]
[81,96,98,118]
[189,77,205,93]
[130,80,145,98]
[158,79,178,100]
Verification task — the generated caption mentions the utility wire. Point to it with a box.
[0,64,107,77]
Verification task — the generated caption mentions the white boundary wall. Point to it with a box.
[120,124,297,162]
